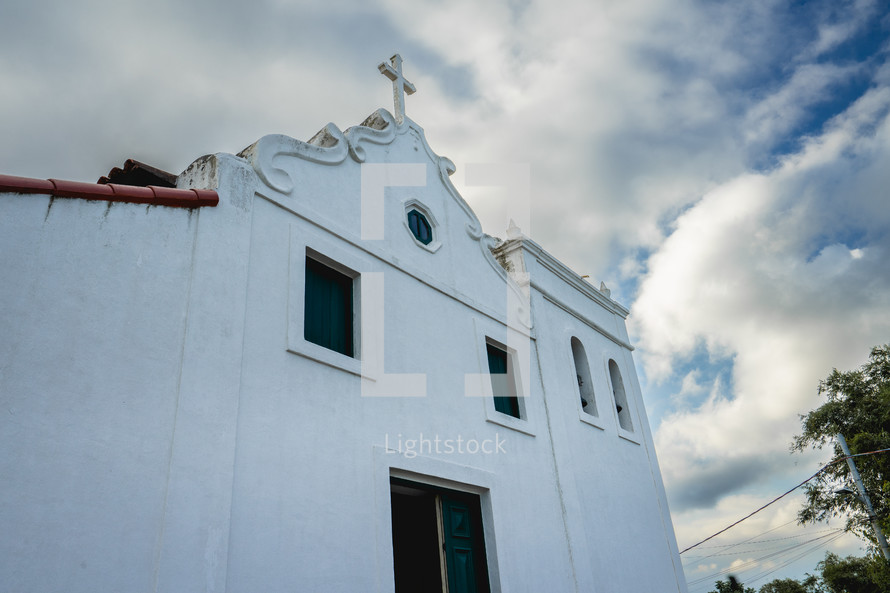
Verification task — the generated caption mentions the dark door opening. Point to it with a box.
[390,478,491,593]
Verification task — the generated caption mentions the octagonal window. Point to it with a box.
[407,209,433,245]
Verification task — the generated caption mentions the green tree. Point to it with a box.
[709,576,755,593]
[816,552,890,593]
[792,344,890,550]
[757,575,820,593]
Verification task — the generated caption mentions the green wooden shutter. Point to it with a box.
[487,344,519,418]
[304,257,353,356]
[441,495,490,593]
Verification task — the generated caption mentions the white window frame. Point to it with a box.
[287,227,364,376]
[402,198,442,253]
[466,317,537,437]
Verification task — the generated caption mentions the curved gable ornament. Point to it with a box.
[238,124,351,195]
[343,110,399,163]
[239,106,531,330]
[237,51,530,329]
[240,109,403,195]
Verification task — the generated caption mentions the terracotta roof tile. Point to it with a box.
[50,178,116,199]
[98,159,178,187]
[107,183,155,202]
[0,174,218,208]
[0,175,54,194]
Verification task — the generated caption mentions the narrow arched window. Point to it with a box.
[608,359,633,431]
[571,338,597,416]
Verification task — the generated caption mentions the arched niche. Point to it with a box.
[608,359,633,432]
[571,337,597,416]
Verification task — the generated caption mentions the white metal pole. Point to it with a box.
[837,433,890,562]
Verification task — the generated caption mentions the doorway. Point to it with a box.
[390,478,491,593]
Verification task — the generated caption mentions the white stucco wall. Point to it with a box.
[0,110,686,593]
[0,193,197,591]
[519,247,687,592]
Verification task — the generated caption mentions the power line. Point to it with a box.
[679,447,890,554]
[679,463,835,554]
[684,519,797,562]
[687,531,840,583]
[744,531,848,587]
[682,528,842,559]
[682,519,823,559]
[847,447,890,460]
[683,525,836,553]
[685,518,800,552]
[686,531,848,593]
[686,530,845,587]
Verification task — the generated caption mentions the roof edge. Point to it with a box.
[494,236,631,319]
[0,174,218,208]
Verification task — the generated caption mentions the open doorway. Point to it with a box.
[390,478,491,593]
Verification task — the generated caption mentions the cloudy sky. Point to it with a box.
[3,0,888,588]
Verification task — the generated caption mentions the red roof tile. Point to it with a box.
[0,174,218,208]
[98,159,178,187]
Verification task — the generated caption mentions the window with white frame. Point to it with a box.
[486,341,520,419]
[304,255,356,358]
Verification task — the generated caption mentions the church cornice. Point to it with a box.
[493,236,630,319]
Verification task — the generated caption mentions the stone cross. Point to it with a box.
[378,54,416,124]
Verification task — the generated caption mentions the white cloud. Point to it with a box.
[798,0,880,61]
[743,62,864,148]
[636,69,890,521]
[673,369,708,406]
[374,0,764,281]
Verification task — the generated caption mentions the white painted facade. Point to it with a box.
[0,106,687,592]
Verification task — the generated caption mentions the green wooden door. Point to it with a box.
[441,494,490,593]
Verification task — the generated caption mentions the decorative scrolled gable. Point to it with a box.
[235,51,532,331]
[237,124,350,195]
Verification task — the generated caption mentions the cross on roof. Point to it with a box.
[378,54,415,124]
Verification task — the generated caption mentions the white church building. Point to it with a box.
[0,56,687,593]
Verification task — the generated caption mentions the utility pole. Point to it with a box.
[836,433,890,561]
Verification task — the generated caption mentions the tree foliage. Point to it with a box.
[704,553,889,593]
[816,552,890,593]
[708,576,755,593]
[757,575,819,593]
[792,344,890,549]
[751,554,889,593]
